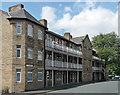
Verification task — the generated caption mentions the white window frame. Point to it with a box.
[38,50,42,61]
[38,70,42,81]
[27,70,33,82]
[16,45,21,58]
[16,69,21,83]
[38,29,42,40]
[16,22,22,35]
[28,48,33,59]
[28,24,33,37]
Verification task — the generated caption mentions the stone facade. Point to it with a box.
[0,8,46,93]
[81,35,93,82]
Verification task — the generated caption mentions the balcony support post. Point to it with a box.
[52,70,54,87]
[77,57,79,69]
[62,71,63,85]
[46,71,48,87]
[77,71,79,83]
[52,51,54,67]
[67,71,68,84]
[67,55,68,68]
[99,72,101,80]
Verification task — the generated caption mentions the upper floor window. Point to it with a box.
[46,34,49,40]
[38,50,42,61]
[38,29,42,40]
[28,48,33,59]
[28,24,33,37]
[16,45,21,58]
[27,70,33,82]
[38,70,42,81]
[16,22,22,34]
[16,69,21,83]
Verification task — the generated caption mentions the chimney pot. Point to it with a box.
[39,19,47,28]
[9,4,24,12]
[64,32,72,40]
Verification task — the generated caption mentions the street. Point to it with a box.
[46,81,119,94]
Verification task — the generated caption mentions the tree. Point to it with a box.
[92,32,120,75]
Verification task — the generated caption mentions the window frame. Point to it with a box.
[38,70,42,81]
[27,70,33,82]
[16,22,22,35]
[16,69,21,83]
[38,50,42,61]
[28,24,33,37]
[38,29,42,40]
[16,45,21,58]
[28,47,33,59]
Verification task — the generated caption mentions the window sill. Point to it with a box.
[16,81,21,83]
[27,81,33,83]
[28,58,33,60]
[38,39,42,41]
[16,57,21,59]
[38,60,42,61]
[38,80,42,82]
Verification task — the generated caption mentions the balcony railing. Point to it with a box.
[92,56,101,61]
[45,40,82,56]
[92,66,102,71]
[45,59,82,69]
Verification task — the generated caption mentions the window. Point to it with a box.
[16,69,21,83]
[16,45,21,58]
[57,71,61,80]
[38,70,42,81]
[38,29,42,40]
[46,71,52,80]
[28,24,33,37]
[27,70,33,82]
[16,22,22,34]
[28,48,33,59]
[38,50,42,61]
[57,72,59,80]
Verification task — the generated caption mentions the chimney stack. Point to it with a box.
[39,19,47,28]
[9,4,24,12]
[64,33,72,40]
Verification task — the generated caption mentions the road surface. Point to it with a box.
[46,81,119,94]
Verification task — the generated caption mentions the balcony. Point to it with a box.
[92,66,102,71]
[45,59,82,69]
[92,56,101,61]
[45,40,82,56]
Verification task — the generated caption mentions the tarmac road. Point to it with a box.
[46,81,119,95]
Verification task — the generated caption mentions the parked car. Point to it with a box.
[111,75,120,80]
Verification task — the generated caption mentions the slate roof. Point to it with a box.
[8,8,46,28]
[71,36,85,45]
[46,30,78,45]
[0,10,9,16]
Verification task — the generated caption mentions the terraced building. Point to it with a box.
[0,4,106,93]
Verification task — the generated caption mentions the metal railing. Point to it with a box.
[92,67,102,71]
[45,59,82,69]
[92,56,101,61]
[45,40,82,56]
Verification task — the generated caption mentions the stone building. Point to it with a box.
[0,4,106,93]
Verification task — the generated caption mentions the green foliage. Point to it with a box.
[92,32,120,75]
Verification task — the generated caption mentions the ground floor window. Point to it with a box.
[27,70,33,82]
[57,71,62,80]
[38,70,42,81]
[16,69,21,83]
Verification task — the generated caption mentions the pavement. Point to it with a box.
[22,80,106,94]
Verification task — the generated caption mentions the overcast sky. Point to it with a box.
[1,1,118,40]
